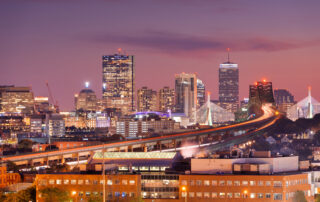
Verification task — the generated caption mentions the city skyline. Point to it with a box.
[2,0,320,110]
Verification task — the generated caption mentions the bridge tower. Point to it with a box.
[205,92,213,126]
[307,86,313,119]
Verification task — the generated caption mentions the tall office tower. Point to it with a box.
[137,87,158,112]
[249,80,275,115]
[74,82,97,112]
[197,79,206,108]
[274,89,295,113]
[175,73,197,118]
[158,86,175,112]
[0,85,34,114]
[102,54,135,115]
[218,51,239,113]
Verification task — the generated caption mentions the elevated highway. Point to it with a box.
[1,105,279,166]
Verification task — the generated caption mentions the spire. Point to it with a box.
[307,86,313,119]
[205,91,213,126]
[227,48,230,63]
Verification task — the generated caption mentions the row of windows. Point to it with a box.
[180,179,306,187]
[181,192,282,200]
[38,179,135,186]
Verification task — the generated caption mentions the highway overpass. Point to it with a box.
[1,105,279,167]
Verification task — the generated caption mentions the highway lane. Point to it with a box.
[1,105,276,162]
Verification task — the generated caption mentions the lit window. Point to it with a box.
[71,180,76,185]
[257,193,263,198]
[227,193,232,198]
[258,181,263,186]
[212,192,217,198]
[219,193,225,198]
[273,193,282,200]
[219,180,225,186]
[122,180,128,185]
[249,181,255,186]
[189,192,194,198]
[242,181,248,186]
[212,180,217,186]
[85,180,90,185]
[196,192,202,198]
[78,180,83,185]
[182,192,187,198]
[250,193,255,198]
[234,181,240,186]
[273,181,282,187]
[196,180,202,186]
[204,180,210,186]
[63,179,69,184]
[234,193,240,198]
[49,179,54,185]
[227,180,232,186]
[107,180,112,185]
[190,180,195,186]
[181,180,187,185]
[204,192,210,198]
[265,181,271,186]
[129,180,135,185]
[85,192,90,197]
[100,180,104,185]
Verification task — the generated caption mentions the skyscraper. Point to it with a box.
[249,80,275,115]
[137,87,158,112]
[74,82,97,112]
[175,73,197,118]
[274,89,295,113]
[158,86,175,112]
[0,85,34,114]
[218,51,239,112]
[197,79,206,108]
[102,54,135,115]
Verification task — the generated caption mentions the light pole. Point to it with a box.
[72,191,77,202]
[181,186,187,202]
[243,190,248,202]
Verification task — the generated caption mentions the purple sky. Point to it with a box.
[1,0,320,110]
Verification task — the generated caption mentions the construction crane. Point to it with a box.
[45,81,59,113]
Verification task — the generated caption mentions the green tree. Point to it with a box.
[39,187,71,202]
[293,190,307,202]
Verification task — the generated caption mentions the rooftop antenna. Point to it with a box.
[227,48,230,63]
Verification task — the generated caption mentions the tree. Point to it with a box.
[293,190,307,202]
[17,139,33,153]
[316,195,320,202]
[39,187,71,202]
[2,186,36,202]
[6,160,19,172]
[87,195,103,202]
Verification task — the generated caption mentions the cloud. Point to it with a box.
[92,30,318,55]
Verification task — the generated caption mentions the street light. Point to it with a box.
[181,186,187,202]
[72,191,77,202]
[243,190,248,202]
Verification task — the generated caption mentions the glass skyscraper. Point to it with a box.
[219,61,239,113]
[102,54,135,115]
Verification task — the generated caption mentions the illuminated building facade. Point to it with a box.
[0,85,34,114]
[74,86,97,112]
[219,61,239,113]
[274,89,295,113]
[0,166,21,188]
[175,73,197,118]
[34,96,51,114]
[158,86,175,112]
[102,54,135,115]
[137,87,158,112]
[197,79,206,108]
[34,172,313,202]
[46,114,65,136]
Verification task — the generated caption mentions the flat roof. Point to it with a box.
[93,152,177,160]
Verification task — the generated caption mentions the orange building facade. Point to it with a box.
[0,166,21,188]
[35,173,313,202]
